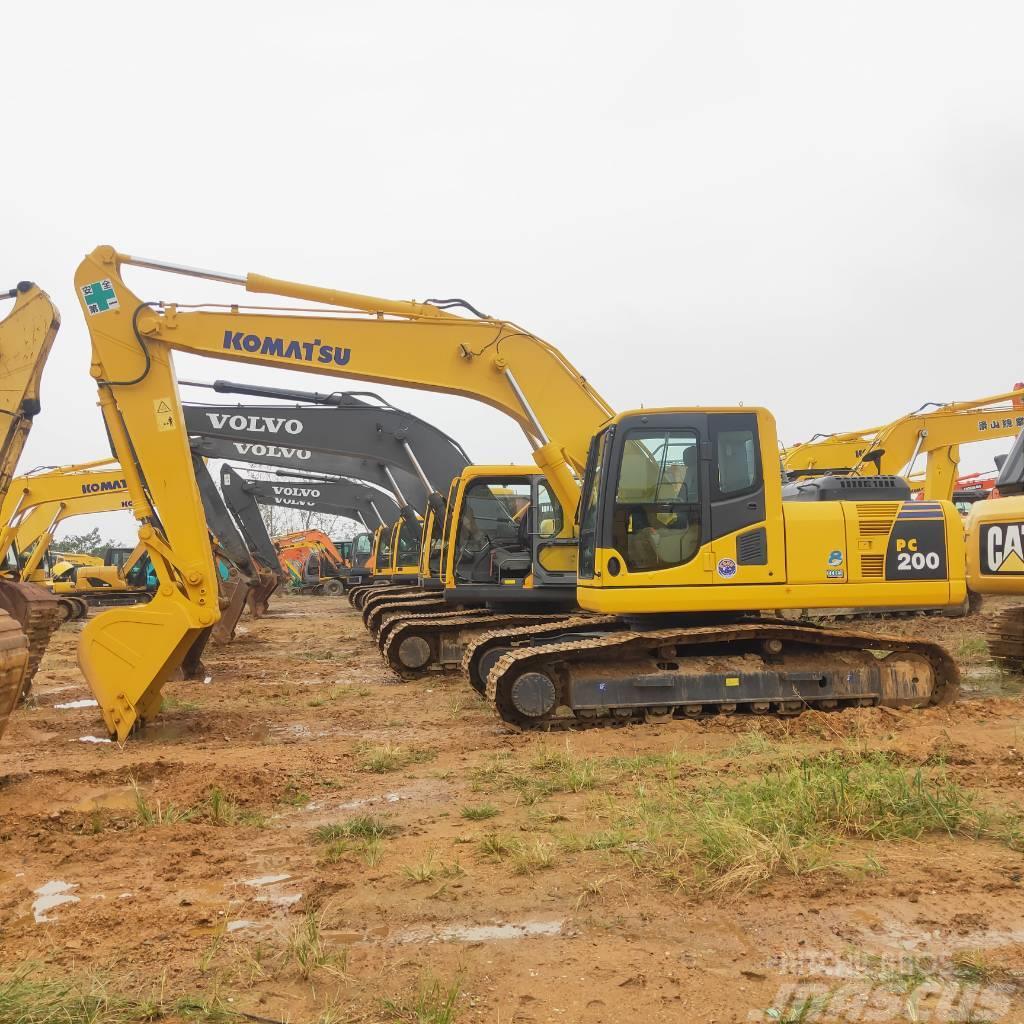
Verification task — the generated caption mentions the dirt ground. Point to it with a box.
[2,595,1024,1024]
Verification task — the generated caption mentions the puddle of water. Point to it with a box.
[260,892,301,907]
[241,873,302,908]
[244,873,290,887]
[227,919,256,933]
[76,736,112,744]
[72,787,137,812]
[330,780,453,816]
[268,723,314,742]
[144,721,194,741]
[33,881,80,923]
[54,699,99,710]
[392,919,564,944]
[961,666,1024,700]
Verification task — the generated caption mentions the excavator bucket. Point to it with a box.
[249,569,279,617]
[78,594,209,741]
[212,577,251,643]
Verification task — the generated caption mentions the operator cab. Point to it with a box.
[580,411,764,578]
[445,472,574,609]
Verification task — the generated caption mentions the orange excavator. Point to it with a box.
[274,529,351,595]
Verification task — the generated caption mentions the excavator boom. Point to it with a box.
[784,384,1024,500]
[0,284,63,738]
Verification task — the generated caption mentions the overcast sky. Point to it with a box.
[3,1,1022,543]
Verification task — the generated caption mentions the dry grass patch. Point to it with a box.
[357,743,437,774]
[0,965,234,1023]
[586,752,1024,892]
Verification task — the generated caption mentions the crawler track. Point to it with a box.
[472,618,959,731]
[363,591,449,636]
[0,610,30,741]
[0,581,62,701]
[380,610,572,677]
[987,604,1024,673]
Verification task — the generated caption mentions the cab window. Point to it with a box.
[395,525,421,567]
[536,482,563,539]
[613,429,701,572]
[579,430,609,579]
[716,429,757,495]
[453,480,532,584]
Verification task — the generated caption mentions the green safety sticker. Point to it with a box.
[81,279,119,315]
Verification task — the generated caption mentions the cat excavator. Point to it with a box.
[0,283,63,739]
[966,429,1024,672]
[783,384,1024,498]
[74,246,961,740]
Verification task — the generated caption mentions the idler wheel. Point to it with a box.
[397,634,431,670]
[509,671,558,719]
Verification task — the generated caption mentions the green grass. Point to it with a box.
[474,832,555,875]
[460,804,499,821]
[314,815,398,842]
[603,752,1024,892]
[279,782,311,807]
[401,853,464,884]
[382,976,460,1024]
[129,776,192,826]
[357,743,437,774]
[285,911,342,979]
[957,636,990,662]
[0,965,235,1024]
[313,815,399,866]
[205,788,266,827]
[765,996,824,1023]
[472,747,606,804]
[160,694,200,712]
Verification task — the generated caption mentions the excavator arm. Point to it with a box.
[0,284,63,732]
[0,284,61,495]
[236,473,402,525]
[0,460,131,562]
[184,379,471,509]
[784,385,1024,500]
[75,245,612,739]
[219,466,287,577]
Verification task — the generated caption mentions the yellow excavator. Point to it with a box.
[74,246,962,739]
[783,384,1024,500]
[0,461,144,621]
[0,283,62,740]
[966,429,1024,672]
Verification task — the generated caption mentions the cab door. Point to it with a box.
[706,412,777,584]
[599,412,714,587]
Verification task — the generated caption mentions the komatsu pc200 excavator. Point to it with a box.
[0,284,62,739]
[74,246,961,740]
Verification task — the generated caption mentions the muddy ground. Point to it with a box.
[2,596,1024,1023]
